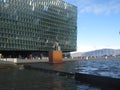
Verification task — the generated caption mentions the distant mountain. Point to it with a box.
[71,49,120,57]
[83,49,120,56]
[70,52,83,57]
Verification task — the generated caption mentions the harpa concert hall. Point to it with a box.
[0,0,77,58]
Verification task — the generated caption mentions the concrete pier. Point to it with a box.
[0,64,17,69]
[1,58,120,89]
[75,73,120,90]
[24,62,120,90]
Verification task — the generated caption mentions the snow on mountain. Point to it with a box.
[71,49,120,57]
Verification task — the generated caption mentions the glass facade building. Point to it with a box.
[0,0,77,57]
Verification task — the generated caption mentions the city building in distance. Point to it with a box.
[0,0,77,58]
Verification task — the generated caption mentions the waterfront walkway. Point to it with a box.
[1,56,120,64]
[0,57,80,64]
[0,58,120,89]
[25,59,120,89]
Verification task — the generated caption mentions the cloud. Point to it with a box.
[76,0,120,14]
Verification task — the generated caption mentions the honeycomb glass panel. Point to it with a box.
[0,0,77,52]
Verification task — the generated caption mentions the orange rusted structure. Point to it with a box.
[49,50,62,64]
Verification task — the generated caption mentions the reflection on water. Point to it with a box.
[0,69,100,90]
[0,69,74,90]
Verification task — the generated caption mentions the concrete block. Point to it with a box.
[49,50,62,64]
